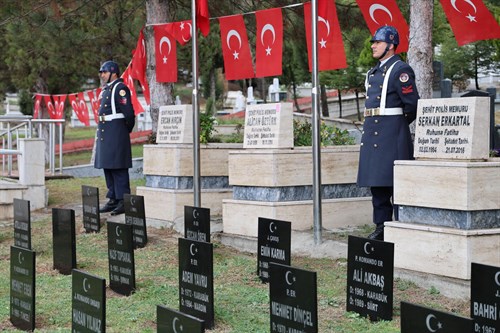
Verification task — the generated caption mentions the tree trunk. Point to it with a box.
[320,84,329,117]
[338,89,343,118]
[145,0,174,136]
[355,89,361,121]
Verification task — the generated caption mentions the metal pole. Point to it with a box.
[311,0,323,245]
[59,122,63,174]
[191,0,201,207]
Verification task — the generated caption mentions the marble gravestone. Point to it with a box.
[124,194,148,249]
[72,269,106,333]
[257,217,291,283]
[156,105,193,144]
[82,185,100,233]
[10,245,36,332]
[156,305,205,333]
[107,222,135,296]
[13,198,31,250]
[184,206,210,243]
[52,208,77,275]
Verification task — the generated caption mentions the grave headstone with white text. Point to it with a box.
[157,305,205,333]
[82,186,100,233]
[471,263,500,333]
[72,269,106,333]
[124,194,147,249]
[10,246,35,331]
[257,217,291,283]
[107,222,135,296]
[184,206,210,243]
[156,105,193,144]
[13,198,31,250]
[52,208,76,275]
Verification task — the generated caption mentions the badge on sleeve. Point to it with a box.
[119,89,126,96]
[399,73,409,83]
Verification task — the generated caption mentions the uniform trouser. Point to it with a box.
[104,168,130,201]
[370,186,398,226]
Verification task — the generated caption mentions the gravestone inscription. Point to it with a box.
[346,236,394,321]
[184,206,210,243]
[72,269,106,333]
[156,105,193,144]
[471,262,500,333]
[82,185,100,233]
[243,102,293,148]
[156,305,205,333]
[10,245,35,331]
[52,208,76,275]
[107,222,135,296]
[257,217,291,283]
[13,198,31,250]
[124,194,147,249]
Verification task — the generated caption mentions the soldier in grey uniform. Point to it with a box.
[94,61,135,215]
[357,26,419,240]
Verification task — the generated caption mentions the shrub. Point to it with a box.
[293,119,355,147]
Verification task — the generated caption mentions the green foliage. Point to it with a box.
[293,119,355,147]
[18,90,33,116]
[200,113,217,144]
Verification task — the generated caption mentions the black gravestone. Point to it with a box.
[346,235,394,321]
[157,305,205,333]
[52,208,77,275]
[82,185,100,233]
[184,206,210,243]
[72,269,106,333]
[269,262,318,333]
[178,238,214,329]
[257,217,291,283]
[401,301,473,333]
[10,245,35,331]
[124,194,148,249]
[471,262,500,332]
[107,222,135,296]
[13,198,31,249]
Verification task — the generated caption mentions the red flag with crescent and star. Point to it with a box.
[304,0,347,71]
[33,94,42,119]
[130,29,150,104]
[86,88,101,124]
[356,0,409,53]
[44,94,66,120]
[153,25,178,83]
[68,93,90,126]
[219,14,255,80]
[439,0,500,46]
[165,20,192,46]
[122,65,145,115]
[255,8,283,78]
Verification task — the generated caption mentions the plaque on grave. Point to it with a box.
[156,104,193,144]
[72,269,106,333]
[257,217,291,283]
[269,263,318,333]
[52,208,76,275]
[243,103,293,149]
[157,305,205,333]
[82,185,100,233]
[184,206,210,243]
[471,262,500,332]
[13,198,31,249]
[400,301,473,333]
[415,97,490,160]
[10,245,35,331]
[124,194,148,249]
[107,222,135,296]
[178,238,214,329]
[346,235,394,321]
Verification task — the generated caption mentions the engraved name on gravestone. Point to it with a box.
[257,217,291,283]
[10,246,35,332]
[178,238,214,329]
[13,198,31,250]
[346,236,394,321]
[400,301,473,333]
[82,185,100,233]
[72,269,106,333]
[185,206,210,243]
[243,102,293,148]
[415,97,490,160]
[471,263,500,333]
[156,104,193,144]
[124,194,147,249]
[107,222,135,296]
[156,305,205,333]
[52,208,76,275]
[269,263,318,333]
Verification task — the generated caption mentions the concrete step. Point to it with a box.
[0,179,27,220]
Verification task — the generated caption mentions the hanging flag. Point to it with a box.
[122,65,145,115]
[255,8,283,78]
[219,14,255,80]
[196,0,210,37]
[154,25,178,83]
[439,0,500,46]
[166,20,193,46]
[304,0,347,71]
[356,0,410,53]
[68,93,90,126]
[33,94,42,119]
[44,95,66,120]
[86,88,102,124]
[131,30,147,84]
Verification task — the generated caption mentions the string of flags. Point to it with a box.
[35,0,500,125]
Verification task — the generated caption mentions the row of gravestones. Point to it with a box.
[10,190,500,332]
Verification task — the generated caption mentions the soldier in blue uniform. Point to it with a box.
[357,26,419,240]
[94,61,135,215]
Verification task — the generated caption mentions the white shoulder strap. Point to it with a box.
[110,82,124,115]
[380,60,400,112]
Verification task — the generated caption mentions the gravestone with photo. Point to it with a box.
[346,236,394,321]
[470,262,499,332]
[13,198,31,250]
[82,185,100,233]
[178,238,214,329]
[157,305,205,333]
[124,194,147,249]
[156,105,193,144]
[184,206,210,243]
[72,269,106,333]
[269,262,318,333]
[107,222,135,296]
[10,245,35,331]
[257,217,291,283]
[52,208,76,275]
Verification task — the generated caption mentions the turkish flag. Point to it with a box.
[86,88,101,124]
[219,14,255,80]
[196,0,210,37]
[165,21,192,46]
[44,94,66,120]
[356,0,410,53]
[304,0,347,71]
[68,93,90,126]
[122,65,145,115]
[33,94,42,119]
[255,8,283,78]
[154,25,177,83]
[439,0,500,46]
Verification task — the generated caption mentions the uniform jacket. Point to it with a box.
[94,78,135,169]
[357,55,419,187]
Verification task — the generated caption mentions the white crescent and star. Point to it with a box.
[172,317,182,333]
[87,187,91,196]
[260,23,276,56]
[318,16,330,48]
[130,196,136,206]
[159,36,172,64]
[369,4,393,24]
[83,277,90,293]
[190,243,198,256]
[181,22,192,43]
[226,30,242,60]
[18,252,24,264]
[450,0,478,22]
[425,313,443,332]
[285,271,296,286]
[494,271,500,287]
[364,242,374,255]
[116,225,122,237]
[193,209,200,219]
[269,222,276,234]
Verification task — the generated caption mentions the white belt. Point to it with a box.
[99,113,125,122]
[364,107,403,117]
